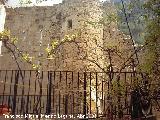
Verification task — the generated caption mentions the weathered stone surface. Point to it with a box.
[0,0,133,72]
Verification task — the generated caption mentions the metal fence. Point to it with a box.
[0,70,159,119]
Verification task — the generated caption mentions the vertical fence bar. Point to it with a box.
[52,71,55,114]
[117,73,123,119]
[59,92,61,115]
[26,70,31,114]
[65,95,68,115]
[124,72,127,109]
[65,72,68,115]
[83,72,87,118]
[31,73,37,113]
[20,70,25,115]
[77,72,80,113]
[102,81,104,115]
[59,71,62,115]
[63,95,65,114]
[72,72,75,115]
[107,72,110,114]
[49,72,52,114]
[89,72,92,114]
[29,98,32,113]
[46,71,52,114]
[40,71,43,114]
[8,70,13,110]
[33,71,37,113]
[103,73,108,117]
[46,72,49,114]
[96,72,98,118]
[12,70,19,115]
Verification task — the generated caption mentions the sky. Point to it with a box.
[7,0,108,7]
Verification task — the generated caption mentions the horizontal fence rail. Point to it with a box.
[0,70,160,119]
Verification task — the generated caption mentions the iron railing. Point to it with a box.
[0,70,159,119]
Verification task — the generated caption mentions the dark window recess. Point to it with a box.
[67,20,72,29]
[35,19,40,24]
[56,12,62,20]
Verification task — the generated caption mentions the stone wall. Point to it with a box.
[0,0,106,72]
[0,5,61,70]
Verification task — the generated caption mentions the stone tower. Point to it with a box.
[55,0,105,113]
[55,0,104,72]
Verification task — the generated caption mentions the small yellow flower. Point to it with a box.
[67,37,72,41]
[11,37,18,44]
[45,47,51,53]
[47,54,55,60]
[71,34,76,39]
[22,54,30,61]
[61,38,65,42]
[64,35,69,39]
[32,64,38,69]
[51,41,58,48]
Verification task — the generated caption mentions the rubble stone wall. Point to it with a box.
[0,0,106,72]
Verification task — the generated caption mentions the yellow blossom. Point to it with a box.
[45,47,51,53]
[11,37,18,44]
[32,64,39,69]
[51,41,58,49]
